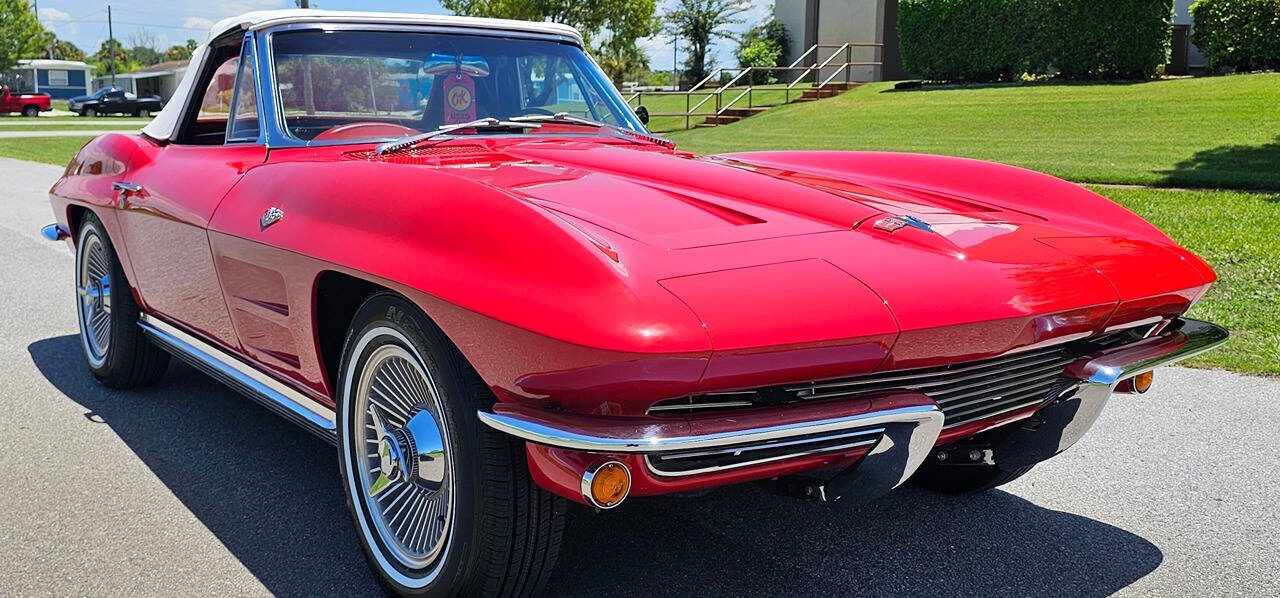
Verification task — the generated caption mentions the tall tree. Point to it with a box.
[162,39,198,62]
[665,0,749,83]
[0,0,44,72]
[50,38,85,61]
[595,41,650,83]
[91,39,135,78]
[441,0,658,50]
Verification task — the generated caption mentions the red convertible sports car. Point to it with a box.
[42,9,1228,597]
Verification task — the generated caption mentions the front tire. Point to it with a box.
[336,294,564,596]
[85,107,97,117]
[75,212,169,387]
[22,105,39,117]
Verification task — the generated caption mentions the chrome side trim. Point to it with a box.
[478,404,940,454]
[138,314,337,439]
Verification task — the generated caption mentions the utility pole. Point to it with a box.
[672,35,679,90]
[108,5,116,86]
[34,0,54,59]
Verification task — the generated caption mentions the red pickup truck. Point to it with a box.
[0,85,52,117]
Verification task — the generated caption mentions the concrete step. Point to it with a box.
[720,107,771,118]
[701,115,743,125]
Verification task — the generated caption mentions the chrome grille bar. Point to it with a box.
[646,335,1122,429]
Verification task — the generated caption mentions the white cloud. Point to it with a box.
[39,7,76,37]
[183,16,215,33]
[39,7,71,21]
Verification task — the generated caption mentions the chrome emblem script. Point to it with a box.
[260,207,284,231]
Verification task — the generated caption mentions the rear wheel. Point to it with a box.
[75,212,169,387]
[337,294,564,596]
[21,105,39,117]
[138,108,151,118]
[912,462,1035,494]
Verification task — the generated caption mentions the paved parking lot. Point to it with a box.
[2,157,1277,596]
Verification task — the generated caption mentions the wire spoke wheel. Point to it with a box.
[76,230,113,368]
[352,341,453,574]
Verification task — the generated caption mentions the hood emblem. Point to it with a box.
[873,214,934,234]
[260,206,285,231]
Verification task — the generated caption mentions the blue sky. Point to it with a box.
[35,0,773,70]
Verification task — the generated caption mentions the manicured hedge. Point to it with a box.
[900,0,1174,82]
[899,0,1045,82]
[1047,0,1173,79]
[1190,0,1280,71]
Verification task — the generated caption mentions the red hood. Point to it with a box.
[342,139,1210,385]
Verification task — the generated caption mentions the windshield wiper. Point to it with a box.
[509,113,674,148]
[374,118,542,155]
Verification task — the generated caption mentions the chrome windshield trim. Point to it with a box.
[138,314,337,438]
[476,404,942,454]
[1067,318,1228,387]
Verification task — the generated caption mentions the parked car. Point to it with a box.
[42,9,1228,597]
[0,85,51,117]
[67,86,163,117]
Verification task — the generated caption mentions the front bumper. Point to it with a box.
[480,318,1227,505]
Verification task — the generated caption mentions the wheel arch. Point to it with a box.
[313,270,473,399]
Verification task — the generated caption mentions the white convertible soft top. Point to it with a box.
[141,9,584,141]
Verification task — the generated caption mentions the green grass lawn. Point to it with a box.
[1095,187,1279,374]
[669,73,1280,190]
[0,136,90,165]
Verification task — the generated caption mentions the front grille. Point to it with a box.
[645,426,884,476]
[649,333,1132,429]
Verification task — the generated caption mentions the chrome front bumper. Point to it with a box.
[481,395,945,504]
[479,318,1227,500]
[1003,317,1229,462]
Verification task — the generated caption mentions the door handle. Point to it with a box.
[112,181,143,208]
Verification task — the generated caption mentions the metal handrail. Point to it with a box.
[626,42,883,130]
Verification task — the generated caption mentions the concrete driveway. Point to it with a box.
[1,157,1276,596]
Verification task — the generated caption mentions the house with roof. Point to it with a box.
[93,60,190,101]
[3,59,94,99]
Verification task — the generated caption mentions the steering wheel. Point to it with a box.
[515,107,557,117]
[312,122,421,142]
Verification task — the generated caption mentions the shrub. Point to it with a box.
[900,0,1173,81]
[1191,0,1280,71]
[739,39,782,83]
[1047,0,1173,79]
[899,0,1045,82]
[737,18,790,84]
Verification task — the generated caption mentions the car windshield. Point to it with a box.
[269,30,643,143]
[93,88,112,98]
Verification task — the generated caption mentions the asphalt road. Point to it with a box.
[2,157,1277,597]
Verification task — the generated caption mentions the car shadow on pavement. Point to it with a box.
[31,334,1162,598]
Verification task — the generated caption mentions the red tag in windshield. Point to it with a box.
[442,75,476,124]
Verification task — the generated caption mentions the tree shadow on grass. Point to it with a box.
[1158,136,1280,192]
[30,334,1163,597]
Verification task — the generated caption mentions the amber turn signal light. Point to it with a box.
[582,461,630,509]
[1116,371,1154,394]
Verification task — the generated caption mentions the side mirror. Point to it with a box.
[635,105,649,126]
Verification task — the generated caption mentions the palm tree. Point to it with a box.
[664,0,749,84]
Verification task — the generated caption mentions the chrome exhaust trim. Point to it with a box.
[138,314,337,441]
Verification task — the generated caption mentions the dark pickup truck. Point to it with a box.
[67,87,164,117]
